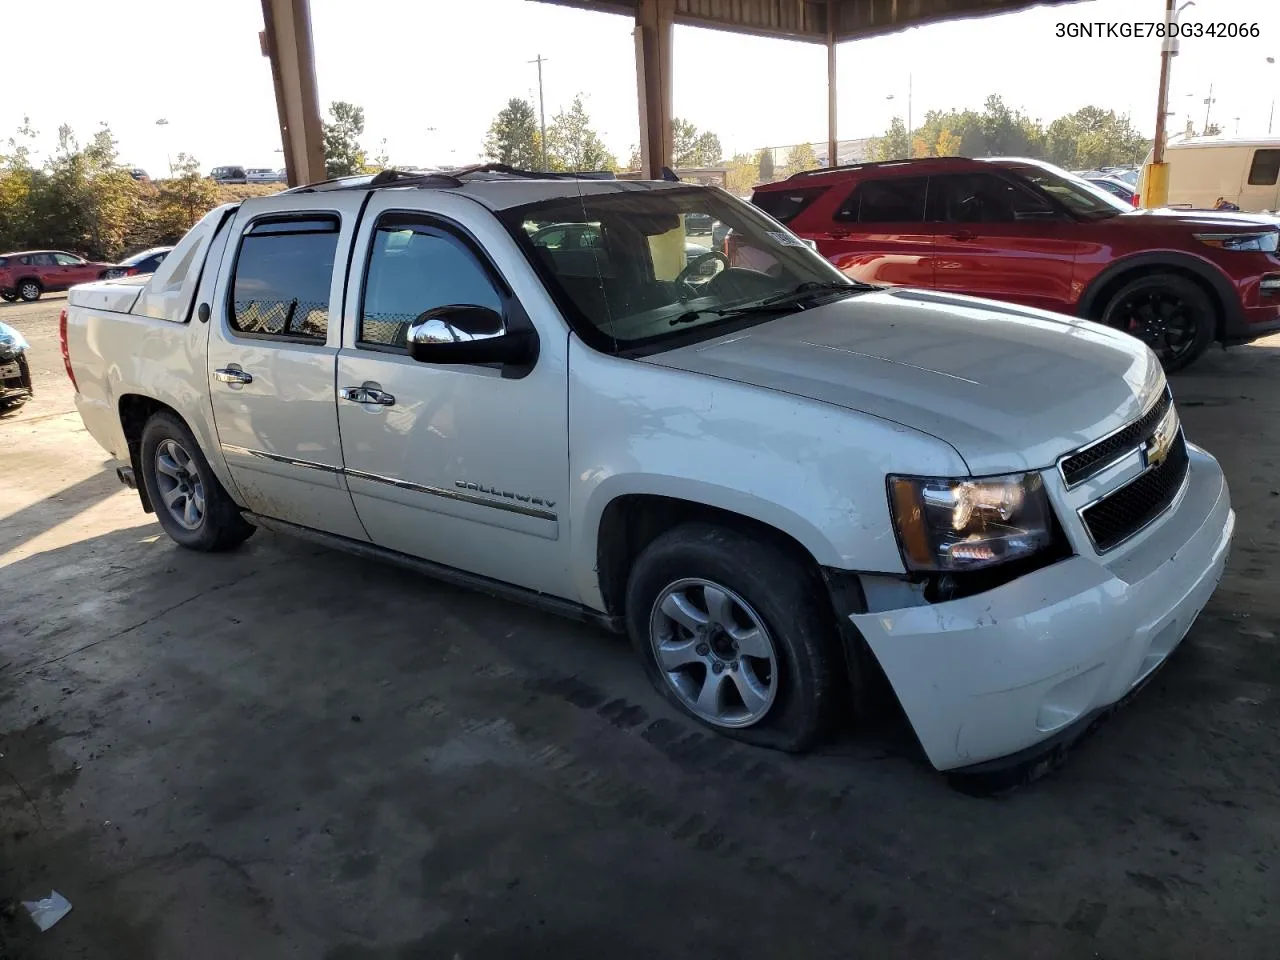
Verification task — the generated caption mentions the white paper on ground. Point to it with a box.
[22,891,72,931]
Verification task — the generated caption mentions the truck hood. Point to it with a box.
[641,288,1165,475]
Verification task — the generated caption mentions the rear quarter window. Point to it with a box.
[750,186,827,224]
[1248,149,1280,186]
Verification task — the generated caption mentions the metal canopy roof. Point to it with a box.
[535,0,1084,42]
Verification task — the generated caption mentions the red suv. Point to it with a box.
[0,250,121,303]
[749,157,1280,371]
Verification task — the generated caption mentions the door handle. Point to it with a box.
[339,386,395,406]
[214,367,253,384]
[948,229,976,241]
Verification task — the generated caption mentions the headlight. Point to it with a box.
[1194,231,1279,253]
[888,472,1054,572]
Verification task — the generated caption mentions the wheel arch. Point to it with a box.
[117,394,240,514]
[1076,251,1236,341]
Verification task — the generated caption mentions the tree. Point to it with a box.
[545,95,617,172]
[783,142,818,176]
[758,147,775,182]
[1045,106,1149,169]
[911,136,930,159]
[935,127,962,156]
[372,138,390,171]
[672,118,723,167]
[483,98,540,169]
[322,101,366,178]
[874,117,909,160]
[724,152,759,196]
[151,153,220,243]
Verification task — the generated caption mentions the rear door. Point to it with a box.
[205,192,368,540]
[1240,148,1280,212]
[819,175,935,288]
[926,171,1082,314]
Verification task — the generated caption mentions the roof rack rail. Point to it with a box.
[283,163,619,194]
[785,156,971,180]
[448,162,617,180]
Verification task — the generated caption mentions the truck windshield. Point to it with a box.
[500,185,863,353]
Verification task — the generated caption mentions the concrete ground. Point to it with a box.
[1,295,1278,959]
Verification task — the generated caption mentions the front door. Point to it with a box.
[205,193,368,541]
[927,172,1083,314]
[52,253,95,288]
[334,194,573,599]
[818,174,935,288]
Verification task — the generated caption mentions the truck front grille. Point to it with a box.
[1060,387,1173,488]
[1080,431,1189,552]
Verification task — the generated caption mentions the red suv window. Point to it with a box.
[834,177,929,223]
[751,186,827,224]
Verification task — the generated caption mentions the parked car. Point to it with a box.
[751,156,1280,371]
[59,169,1233,775]
[126,168,150,182]
[103,246,174,280]
[0,320,33,408]
[0,250,123,302]
[246,168,285,184]
[1084,174,1138,206]
[210,166,248,184]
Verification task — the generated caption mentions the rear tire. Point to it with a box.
[1101,272,1214,373]
[624,522,840,752]
[17,280,41,302]
[0,290,15,303]
[139,411,254,552]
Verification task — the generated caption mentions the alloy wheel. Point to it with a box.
[1115,289,1197,363]
[154,438,206,530]
[648,577,778,728]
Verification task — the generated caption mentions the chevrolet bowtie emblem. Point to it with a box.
[1145,406,1180,468]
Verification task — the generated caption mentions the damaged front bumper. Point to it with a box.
[849,445,1234,772]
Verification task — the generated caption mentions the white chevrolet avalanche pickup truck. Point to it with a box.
[61,167,1235,773]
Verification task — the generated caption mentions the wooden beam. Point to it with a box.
[260,0,326,187]
[635,0,675,179]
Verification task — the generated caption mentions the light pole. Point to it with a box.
[885,74,913,158]
[529,53,548,171]
[1202,81,1215,133]
[1268,57,1276,135]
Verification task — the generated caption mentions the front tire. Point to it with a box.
[625,523,840,752]
[1101,272,1214,373]
[17,280,41,302]
[139,411,254,552]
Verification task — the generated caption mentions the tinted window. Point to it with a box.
[751,186,826,224]
[53,253,82,266]
[361,215,503,348]
[230,216,339,341]
[1248,149,1280,186]
[835,177,928,223]
[927,173,1054,223]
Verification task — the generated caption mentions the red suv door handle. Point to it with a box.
[948,229,976,241]
[829,229,852,239]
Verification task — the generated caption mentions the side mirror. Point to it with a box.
[405,305,538,367]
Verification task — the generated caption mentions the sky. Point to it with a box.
[2,0,1278,176]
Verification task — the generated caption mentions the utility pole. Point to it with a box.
[907,73,913,157]
[530,54,548,171]
[1203,81,1215,133]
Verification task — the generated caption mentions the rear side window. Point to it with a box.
[230,216,339,342]
[750,186,826,224]
[1248,149,1280,186]
[835,177,929,223]
[360,214,503,348]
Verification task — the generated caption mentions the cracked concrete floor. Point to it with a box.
[1,296,1278,958]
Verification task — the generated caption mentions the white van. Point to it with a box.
[1140,137,1280,212]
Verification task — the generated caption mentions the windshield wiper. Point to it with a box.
[717,280,872,316]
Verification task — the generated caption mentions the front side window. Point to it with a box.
[751,186,827,224]
[1248,149,1280,186]
[500,185,860,353]
[361,214,503,348]
[53,253,84,266]
[994,162,1128,219]
[835,177,929,223]
[926,173,1054,223]
[230,216,339,341]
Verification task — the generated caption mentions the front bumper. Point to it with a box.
[851,445,1233,772]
